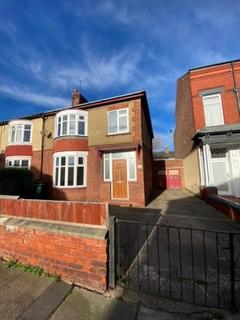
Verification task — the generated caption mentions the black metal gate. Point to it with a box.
[109,217,240,312]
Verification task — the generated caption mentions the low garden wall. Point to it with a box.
[200,187,240,221]
[0,216,108,292]
[0,197,107,226]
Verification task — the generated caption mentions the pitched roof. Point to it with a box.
[0,90,154,138]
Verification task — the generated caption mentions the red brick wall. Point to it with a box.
[153,159,184,189]
[175,62,240,160]
[0,224,107,292]
[5,145,33,157]
[52,146,146,207]
[0,198,107,225]
[53,137,88,153]
[190,62,240,130]
[174,73,196,159]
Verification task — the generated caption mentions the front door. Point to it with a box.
[112,159,128,199]
[211,159,231,195]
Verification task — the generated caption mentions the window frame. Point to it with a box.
[202,93,224,127]
[5,156,31,169]
[107,108,129,135]
[55,110,88,138]
[53,151,88,188]
[8,120,33,145]
[103,151,137,182]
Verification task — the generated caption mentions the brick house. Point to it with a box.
[0,90,153,206]
[174,59,240,196]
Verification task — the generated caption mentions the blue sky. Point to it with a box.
[0,0,239,150]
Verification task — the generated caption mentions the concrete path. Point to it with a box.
[111,189,240,231]
[148,189,240,231]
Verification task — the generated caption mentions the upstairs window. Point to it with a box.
[9,121,32,144]
[203,94,224,127]
[55,110,88,137]
[108,108,129,134]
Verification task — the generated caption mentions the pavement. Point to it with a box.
[0,259,239,320]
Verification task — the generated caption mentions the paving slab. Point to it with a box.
[0,263,52,320]
[17,281,73,320]
[50,287,138,320]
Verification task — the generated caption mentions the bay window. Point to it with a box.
[54,152,87,187]
[55,110,88,137]
[8,121,33,144]
[6,156,31,169]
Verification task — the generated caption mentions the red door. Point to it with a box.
[166,170,181,189]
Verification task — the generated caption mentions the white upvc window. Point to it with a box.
[108,108,129,134]
[53,151,88,188]
[103,151,136,181]
[203,94,224,127]
[55,110,88,137]
[5,156,31,169]
[8,120,33,144]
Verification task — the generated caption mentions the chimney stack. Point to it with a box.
[72,89,81,106]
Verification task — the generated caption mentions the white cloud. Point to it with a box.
[0,84,69,107]
[47,45,142,90]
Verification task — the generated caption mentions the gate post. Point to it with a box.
[229,233,236,313]
[109,215,116,289]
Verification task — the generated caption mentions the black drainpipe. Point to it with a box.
[40,113,46,180]
[231,62,240,114]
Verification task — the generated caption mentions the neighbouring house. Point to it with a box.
[153,149,184,190]
[0,90,153,206]
[174,59,240,197]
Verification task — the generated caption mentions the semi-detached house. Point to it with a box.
[174,59,240,197]
[0,90,153,207]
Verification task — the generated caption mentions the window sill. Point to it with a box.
[53,186,87,189]
[107,131,130,136]
[53,135,88,141]
[7,142,32,146]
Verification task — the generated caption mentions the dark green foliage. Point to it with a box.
[0,168,35,198]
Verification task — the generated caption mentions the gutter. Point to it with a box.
[40,113,46,180]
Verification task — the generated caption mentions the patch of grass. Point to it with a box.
[4,259,60,281]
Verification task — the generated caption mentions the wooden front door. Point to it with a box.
[112,159,128,199]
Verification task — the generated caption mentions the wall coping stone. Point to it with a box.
[0,215,108,240]
[0,195,20,199]
[0,196,106,205]
[209,195,240,213]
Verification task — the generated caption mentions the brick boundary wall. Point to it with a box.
[0,217,108,292]
[200,187,240,221]
[0,198,107,226]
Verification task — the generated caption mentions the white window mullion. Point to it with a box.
[74,155,77,186]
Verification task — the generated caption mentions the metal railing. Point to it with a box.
[109,217,240,312]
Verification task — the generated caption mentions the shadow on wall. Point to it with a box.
[26,166,68,200]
